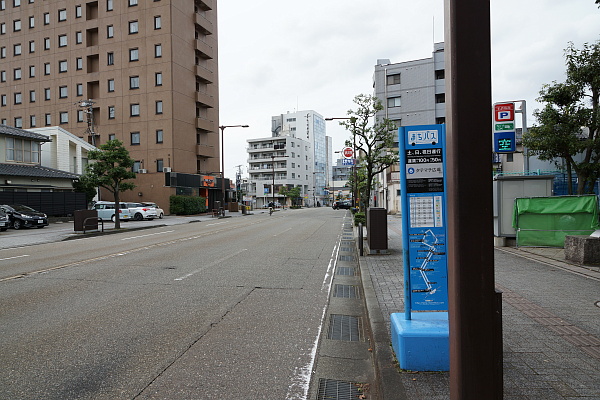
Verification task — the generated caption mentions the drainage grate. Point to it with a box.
[339,247,353,252]
[317,378,363,400]
[327,314,362,341]
[338,255,355,262]
[341,241,354,246]
[333,284,360,299]
[337,267,356,276]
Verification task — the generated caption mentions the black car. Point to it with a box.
[332,201,352,210]
[0,208,9,231]
[0,204,49,230]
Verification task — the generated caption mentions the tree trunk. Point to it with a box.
[566,161,573,195]
[114,185,121,229]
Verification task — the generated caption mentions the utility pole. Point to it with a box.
[235,165,243,203]
[77,99,97,147]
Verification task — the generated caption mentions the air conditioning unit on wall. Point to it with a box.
[163,167,172,173]
[138,169,147,174]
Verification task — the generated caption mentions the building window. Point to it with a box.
[387,73,401,85]
[435,69,445,80]
[75,5,82,18]
[58,34,67,47]
[29,40,34,53]
[29,90,35,102]
[0,1,4,10]
[435,93,445,104]
[28,65,34,77]
[28,16,34,28]
[0,71,5,82]
[128,0,138,6]
[155,72,162,86]
[59,86,68,98]
[45,113,51,125]
[156,129,163,143]
[129,48,139,61]
[59,111,68,124]
[43,12,49,25]
[156,159,164,172]
[130,131,140,145]
[76,83,83,96]
[13,43,21,55]
[107,79,115,92]
[387,96,401,108]
[13,0,20,6]
[44,88,50,100]
[76,57,83,70]
[13,68,21,80]
[77,109,84,122]
[107,25,114,38]
[14,117,23,128]
[1,94,6,106]
[154,44,162,58]
[107,0,113,11]
[13,19,21,31]
[0,47,5,58]
[14,92,22,104]
[58,9,67,22]
[108,105,115,119]
[155,100,163,114]
[129,76,139,89]
[59,60,67,73]
[44,37,50,50]
[128,20,138,34]
[44,63,50,75]
[107,52,114,65]
[108,133,115,141]
[29,115,36,127]
[154,16,161,29]
[76,31,82,44]
[1,23,5,35]
[130,103,140,117]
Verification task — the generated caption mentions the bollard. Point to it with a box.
[358,223,364,256]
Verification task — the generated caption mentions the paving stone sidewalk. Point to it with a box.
[359,214,600,400]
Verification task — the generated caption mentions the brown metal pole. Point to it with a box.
[445,0,501,399]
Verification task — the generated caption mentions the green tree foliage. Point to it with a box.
[85,139,136,228]
[72,173,97,205]
[339,94,398,211]
[523,41,600,194]
[279,186,302,207]
[169,195,206,215]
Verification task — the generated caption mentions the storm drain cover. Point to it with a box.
[317,378,363,400]
[337,267,356,276]
[341,241,354,246]
[327,314,363,341]
[339,255,354,262]
[340,247,353,252]
[334,284,360,299]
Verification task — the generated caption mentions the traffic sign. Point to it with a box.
[494,131,516,152]
[342,158,355,166]
[494,103,514,122]
[342,147,354,158]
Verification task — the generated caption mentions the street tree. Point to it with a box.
[522,41,600,194]
[72,173,97,206]
[85,139,136,228]
[339,94,398,211]
[279,186,302,207]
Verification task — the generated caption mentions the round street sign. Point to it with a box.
[342,147,354,158]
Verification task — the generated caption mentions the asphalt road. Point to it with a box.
[0,208,350,399]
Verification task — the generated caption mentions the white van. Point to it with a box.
[92,201,132,222]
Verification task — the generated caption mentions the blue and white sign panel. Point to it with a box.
[399,124,448,314]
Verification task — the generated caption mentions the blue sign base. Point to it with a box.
[390,312,449,371]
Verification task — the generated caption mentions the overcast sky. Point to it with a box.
[217,0,600,179]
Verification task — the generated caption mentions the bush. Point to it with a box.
[169,195,207,215]
[353,212,366,226]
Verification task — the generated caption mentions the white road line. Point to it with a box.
[174,248,248,281]
[121,230,175,240]
[206,222,227,226]
[0,254,30,262]
[273,227,292,237]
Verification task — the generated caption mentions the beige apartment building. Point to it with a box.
[0,0,219,210]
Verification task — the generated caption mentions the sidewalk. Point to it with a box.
[359,214,600,400]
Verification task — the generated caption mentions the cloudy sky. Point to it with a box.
[217,0,600,179]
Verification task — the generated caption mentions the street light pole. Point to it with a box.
[219,125,249,213]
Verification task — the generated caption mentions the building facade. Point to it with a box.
[268,110,329,206]
[0,0,219,210]
[373,42,446,213]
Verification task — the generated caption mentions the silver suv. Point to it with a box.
[92,201,132,222]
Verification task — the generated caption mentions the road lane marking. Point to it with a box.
[0,254,30,262]
[273,227,292,237]
[121,230,175,240]
[174,248,248,281]
[206,222,227,226]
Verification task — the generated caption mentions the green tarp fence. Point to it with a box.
[513,195,600,247]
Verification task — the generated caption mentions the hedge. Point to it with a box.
[169,195,207,215]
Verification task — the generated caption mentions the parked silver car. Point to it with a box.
[92,201,132,222]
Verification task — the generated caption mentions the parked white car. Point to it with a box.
[124,202,158,221]
[141,202,165,219]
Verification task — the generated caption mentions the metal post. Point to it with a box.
[219,125,249,212]
[445,0,501,398]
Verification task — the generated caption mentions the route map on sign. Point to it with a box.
[408,227,447,309]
